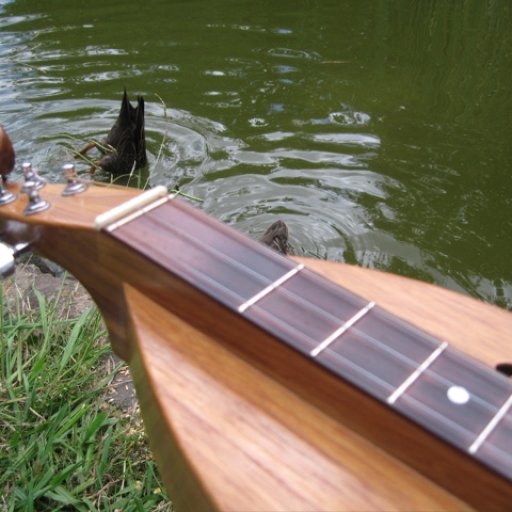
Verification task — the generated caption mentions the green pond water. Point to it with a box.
[1,0,511,308]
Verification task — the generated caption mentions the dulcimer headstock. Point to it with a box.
[0,166,143,230]
[0,163,169,360]
[0,162,166,271]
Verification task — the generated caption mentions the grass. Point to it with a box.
[0,277,172,512]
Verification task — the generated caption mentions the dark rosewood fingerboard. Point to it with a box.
[107,196,512,483]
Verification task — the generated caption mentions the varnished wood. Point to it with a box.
[0,182,140,359]
[122,263,512,511]
[126,284,469,512]
[104,197,512,505]
[1,183,511,511]
[1,181,139,228]
[106,231,512,510]
[0,125,15,180]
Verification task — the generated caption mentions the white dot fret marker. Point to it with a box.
[447,385,470,405]
[238,264,304,313]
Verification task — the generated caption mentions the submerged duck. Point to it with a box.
[79,89,147,175]
[0,125,15,183]
[260,220,290,255]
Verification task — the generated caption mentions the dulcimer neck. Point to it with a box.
[92,188,512,508]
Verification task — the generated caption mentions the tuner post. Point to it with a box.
[62,163,88,196]
[0,182,16,206]
[23,187,50,216]
[21,162,46,193]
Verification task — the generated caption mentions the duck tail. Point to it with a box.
[119,88,132,122]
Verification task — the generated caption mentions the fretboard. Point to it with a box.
[105,195,512,483]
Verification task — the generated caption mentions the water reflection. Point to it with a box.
[0,0,511,309]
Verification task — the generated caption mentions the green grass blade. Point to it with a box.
[59,308,91,371]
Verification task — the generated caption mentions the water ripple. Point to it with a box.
[266,47,321,61]
[311,133,381,147]
[2,0,508,307]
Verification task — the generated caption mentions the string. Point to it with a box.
[341,324,504,412]
[145,201,296,287]
[322,320,512,458]
[118,230,258,310]
[323,341,504,441]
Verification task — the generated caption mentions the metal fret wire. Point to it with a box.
[471,427,512,465]
[322,333,511,457]
[387,342,448,404]
[145,206,511,408]
[238,264,305,313]
[310,301,375,357]
[157,217,388,361]
[120,203,512,457]
[469,394,512,454]
[334,323,510,415]
[314,326,447,396]
[138,212,318,348]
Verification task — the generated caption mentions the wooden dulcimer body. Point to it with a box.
[1,182,511,511]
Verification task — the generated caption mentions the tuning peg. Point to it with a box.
[62,163,88,196]
[15,163,50,215]
[23,186,50,215]
[21,162,46,193]
[0,181,16,206]
[0,241,30,278]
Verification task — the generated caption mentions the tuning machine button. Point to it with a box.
[62,163,88,196]
[21,162,46,193]
[0,182,16,206]
[23,187,50,215]
[0,241,30,278]
[17,162,50,215]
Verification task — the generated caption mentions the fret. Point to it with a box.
[111,199,295,309]
[310,301,375,357]
[469,394,512,454]
[238,264,304,313]
[474,405,512,479]
[244,267,369,353]
[387,342,448,404]
[393,347,512,454]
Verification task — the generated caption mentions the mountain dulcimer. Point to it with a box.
[1,178,511,511]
